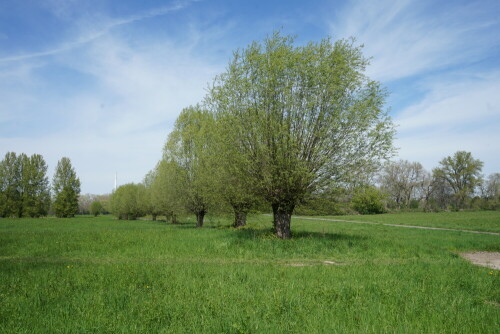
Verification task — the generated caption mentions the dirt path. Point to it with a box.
[460,252,500,270]
[292,216,500,236]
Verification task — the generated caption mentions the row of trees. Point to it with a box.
[0,153,81,218]
[111,33,396,238]
[110,33,498,237]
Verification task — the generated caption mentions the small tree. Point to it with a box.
[90,201,103,217]
[52,157,81,218]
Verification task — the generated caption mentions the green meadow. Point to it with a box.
[1,213,499,333]
[306,211,500,233]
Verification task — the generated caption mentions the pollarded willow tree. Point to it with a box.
[150,160,186,224]
[205,115,259,228]
[209,33,395,238]
[163,105,216,227]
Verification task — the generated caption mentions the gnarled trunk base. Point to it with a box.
[272,203,293,239]
[196,210,205,228]
[233,209,247,228]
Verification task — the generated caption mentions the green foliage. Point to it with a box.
[1,214,499,332]
[294,190,348,216]
[433,151,483,209]
[351,186,387,214]
[378,160,429,210]
[0,152,22,217]
[163,105,218,227]
[149,160,186,223]
[209,32,395,237]
[22,154,51,217]
[79,194,111,215]
[110,183,147,220]
[0,152,50,218]
[90,201,103,217]
[52,157,81,218]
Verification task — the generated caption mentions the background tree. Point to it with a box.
[22,154,51,217]
[378,160,427,209]
[0,152,51,217]
[209,33,395,238]
[484,173,500,200]
[0,152,22,217]
[90,200,103,217]
[52,157,81,218]
[433,151,483,209]
[78,194,95,214]
[149,160,186,224]
[79,193,111,214]
[163,105,217,227]
[143,169,163,221]
[479,173,500,210]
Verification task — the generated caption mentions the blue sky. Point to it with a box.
[1,0,499,194]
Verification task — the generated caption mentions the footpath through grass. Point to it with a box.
[309,211,500,233]
[0,214,499,333]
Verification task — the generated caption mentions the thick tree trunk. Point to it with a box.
[152,214,157,221]
[272,203,293,239]
[196,210,205,228]
[233,209,247,228]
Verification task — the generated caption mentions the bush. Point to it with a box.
[110,184,147,220]
[351,187,386,214]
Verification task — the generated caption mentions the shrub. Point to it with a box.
[351,187,386,214]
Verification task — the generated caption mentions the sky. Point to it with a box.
[1,0,499,194]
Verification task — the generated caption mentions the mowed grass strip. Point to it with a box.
[0,214,499,333]
[309,211,500,233]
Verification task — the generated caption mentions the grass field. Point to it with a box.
[310,211,500,233]
[1,213,499,333]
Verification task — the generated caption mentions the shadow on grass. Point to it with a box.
[232,227,368,242]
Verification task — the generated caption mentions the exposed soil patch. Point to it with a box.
[285,260,344,267]
[460,251,500,270]
[485,300,500,307]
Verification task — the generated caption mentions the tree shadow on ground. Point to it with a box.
[232,227,368,242]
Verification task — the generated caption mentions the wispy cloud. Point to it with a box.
[0,0,198,63]
[394,70,500,173]
[0,1,223,193]
[331,0,500,82]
